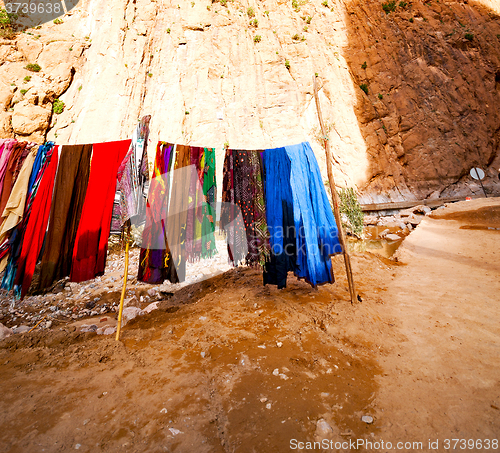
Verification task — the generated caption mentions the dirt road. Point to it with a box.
[0,198,499,452]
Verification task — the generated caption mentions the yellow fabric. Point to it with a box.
[0,150,36,243]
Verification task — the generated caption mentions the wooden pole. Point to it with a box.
[313,75,357,305]
[115,229,131,341]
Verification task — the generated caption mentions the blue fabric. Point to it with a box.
[262,147,296,288]
[284,141,342,286]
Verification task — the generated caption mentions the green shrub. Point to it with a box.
[254,34,261,42]
[360,83,368,94]
[337,187,364,237]
[250,18,258,27]
[264,10,269,16]
[399,1,407,7]
[292,33,300,40]
[53,18,63,24]
[23,75,31,83]
[361,61,367,69]
[25,63,41,72]
[167,28,171,33]
[303,26,308,32]
[285,59,290,70]
[247,7,255,17]
[378,93,383,99]
[20,89,27,95]
[321,0,328,6]
[0,9,17,39]
[464,33,473,41]
[306,16,312,24]
[53,99,65,114]
[382,1,397,14]
[409,17,414,23]
[220,0,227,6]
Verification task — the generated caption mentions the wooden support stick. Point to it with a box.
[116,236,130,341]
[312,75,357,305]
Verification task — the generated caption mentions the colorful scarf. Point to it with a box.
[138,142,179,284]
[2,143,53,291]
[221,149,270,266]
[37,144,92,291]
[14,144,59,299]
[112,116,151,233]
[201,147,217,259]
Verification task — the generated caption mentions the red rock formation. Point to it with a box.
[345,0,500,200]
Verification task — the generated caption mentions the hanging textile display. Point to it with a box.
[220,149,270,266]
[111,116,151,233]
[0,141,30,217]
[221,141,341,288]
[14,144,59,299]
[138,142,178,284]
[285,142,342,286]
[201,147,217,259]
[262,146,297,289]
[37,144,92,291]
[0,139,16,193]
[1,143,53,291]
[71,139,132,283]
[0,146,37,249]
[138,143,217,284]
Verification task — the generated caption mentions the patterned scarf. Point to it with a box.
[221,149,270,266]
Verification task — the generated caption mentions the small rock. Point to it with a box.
[160,408,168,414]
[260,397,268,403]
[143,302,159,314]
[272,368,279,376]
[45,320,52,329]
[169,428,183,436]
[121,306,143,325]
[361,415,374,424]
[385,233,401,241]
[265,403,272,409]
[316,419,334,436]
[12,325,30,334]
[0,322,13,340]
[103,327,116,335]
[200,352,206,358]
[75,444,81,450]
[276,341,283,348]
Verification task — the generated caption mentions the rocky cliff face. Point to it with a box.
[0,0,499,202]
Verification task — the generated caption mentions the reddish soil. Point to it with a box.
[0,198,499,452]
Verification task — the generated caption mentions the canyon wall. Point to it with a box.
[0,0,499,202]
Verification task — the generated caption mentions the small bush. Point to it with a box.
[378,93,383,99]
[464,33,474,41]
[167,28,171,33]
[382,1,397,14]
[306,16,312,24]
[322,0,328,6]
[409,17,414,23]
[360,83,368,94]
[285,59,290,70]
[220,0,227,6]
[25,63,41,72]
[292,33,300,40]
[53,99,65,114]
[399,1,407,7]
[303,26,308,32]
[53,18,63,24]
[23,75,31,83]
[147,72,153,77]
[0,9,17,39]
[361,61,367,69]
[250,18,258,27]
[247,7,255,17]
[337,187,364,237]
[20,89,27,95]
[254,34,261,42]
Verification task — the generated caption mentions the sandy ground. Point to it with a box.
[0,198,499,452]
